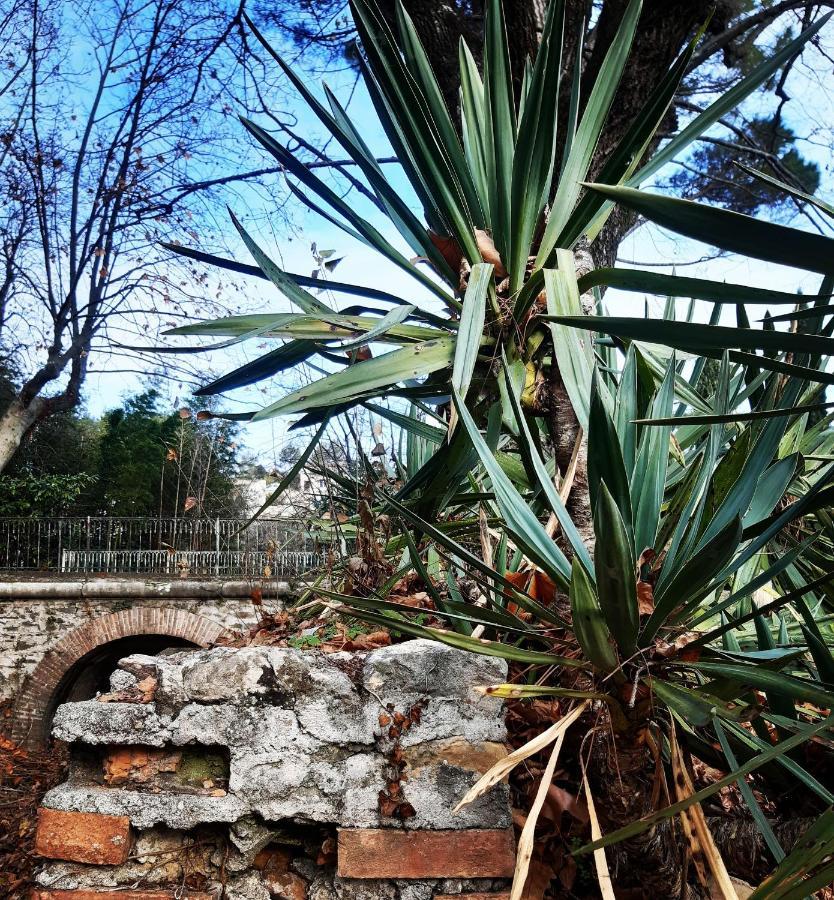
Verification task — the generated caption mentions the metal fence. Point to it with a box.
[0,517,339,577]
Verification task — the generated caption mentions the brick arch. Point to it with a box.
[9,607,227,749]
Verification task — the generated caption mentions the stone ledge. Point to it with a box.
[45,640,511,832]
[31,891,213,899]
[337,828,516,879]
[41,783,247,831]
[35,809,131,866]
[0,578,291,600]
[434,894,511,900]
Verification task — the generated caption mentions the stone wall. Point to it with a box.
[34,640,516,899]
[0,595,259,701]
[0,579,287,748]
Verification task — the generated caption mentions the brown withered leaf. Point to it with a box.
[503,570,533,618]
[317,836,337,867]
[377,791,416,820]
[320,621,390,653]
[520,858,555,900]
[389,745,404,768]
[556,851,577,891]
[407,702,424,726]
[529,570,556,607]
[378,790,400,818]
[637,581,655,615]
[364,630,391,647]
[428,231,463,272]
[396,591,432,609]
[654,631,702,660]
[638,547,657,569]
[542,783,589,825]
[474,228,507,276]
[385,779,403,799]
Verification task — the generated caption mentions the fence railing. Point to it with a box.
[0,516,339,577]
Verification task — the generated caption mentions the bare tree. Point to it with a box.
[0,0,295,471]
[0,0,39,340]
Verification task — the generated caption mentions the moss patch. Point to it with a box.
[176,748,228,786]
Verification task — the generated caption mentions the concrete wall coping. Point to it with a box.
[0,578,294,600]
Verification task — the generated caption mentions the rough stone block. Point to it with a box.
[401,739,508,775]
[337,829,516,879]
[35,808,131,865]
[51,702,170,746]
[41,783,246,830]
[44,640,512,831]
[362,641,507,702]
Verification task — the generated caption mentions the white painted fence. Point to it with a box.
[59,549,324,577]
[0,517,340,575]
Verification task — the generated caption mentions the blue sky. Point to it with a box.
[82,13,834,468]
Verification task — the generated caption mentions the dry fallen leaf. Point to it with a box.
[671,724,736,899]
[475,228,507,276]
[519,859,555,900]
[427,231,463,272]
[637,581,655,615]
[542,783,589,825]
[583,773,615,900]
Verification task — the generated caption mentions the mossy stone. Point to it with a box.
[176,748,228,785]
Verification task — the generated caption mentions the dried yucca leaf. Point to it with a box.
[454,701,588,812]
[583,773,615,900]
[509,731,566,900]
[671,724,737,899]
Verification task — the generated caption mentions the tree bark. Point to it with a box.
[547,243,596,553]
[0,397,45,472]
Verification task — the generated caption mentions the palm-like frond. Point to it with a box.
[162,1,834,893]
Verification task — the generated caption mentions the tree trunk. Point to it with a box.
[547,243,596,552]
[708,816,817,885]
[588,717,691,900]
[0,396,44,472]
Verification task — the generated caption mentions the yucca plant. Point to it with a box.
[326,351,834,892]
[160,0,834,895]
[164,0,826,481]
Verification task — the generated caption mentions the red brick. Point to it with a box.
[35,808,131,865]
[31,892,212,899]
[337,828,515,879]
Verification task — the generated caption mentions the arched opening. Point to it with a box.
[9,607,227,749]
[52,633,196,709]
